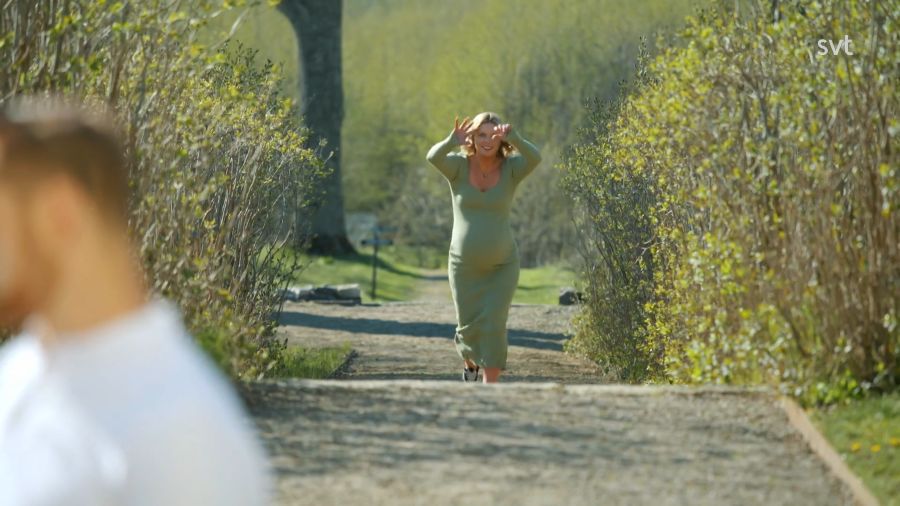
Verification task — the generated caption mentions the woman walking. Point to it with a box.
[426,112,541,384]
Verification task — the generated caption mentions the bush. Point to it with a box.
[0,1,328,379]
[565,0,899,404]
[561,64,659,381]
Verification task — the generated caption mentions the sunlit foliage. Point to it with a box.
[0,1,328,378]
[565,0,898,405]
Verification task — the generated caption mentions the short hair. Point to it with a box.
[0,97,129,223]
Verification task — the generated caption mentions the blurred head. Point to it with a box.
[0,98,130,328]
[462,111,514,159]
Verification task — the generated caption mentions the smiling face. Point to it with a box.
[463,112,510,160]
[472,122,500,158]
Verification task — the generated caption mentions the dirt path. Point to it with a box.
[411,267,455,304]
[247,380,854,505]
[273,300,607,383]
[244,281,857,505]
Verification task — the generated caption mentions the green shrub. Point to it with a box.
[561,66,660,381]
[565,0,899,404]
[0,1,328,379]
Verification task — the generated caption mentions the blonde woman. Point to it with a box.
[426,112,541,383]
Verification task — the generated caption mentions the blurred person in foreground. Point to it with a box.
[0,98,271,505]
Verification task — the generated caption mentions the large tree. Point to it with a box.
[278,0,354,254]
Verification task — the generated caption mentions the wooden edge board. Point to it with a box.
[778,395,880,506]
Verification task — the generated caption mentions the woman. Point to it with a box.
[425,112,541,384]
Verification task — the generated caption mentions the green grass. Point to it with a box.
[383,244,448,270]
[808,392,900,505]
[291,244,579,304]
[272,343,352,379]
[515,262,578,305]
[293,246,429,302]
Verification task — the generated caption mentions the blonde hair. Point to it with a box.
[462,111,516,158]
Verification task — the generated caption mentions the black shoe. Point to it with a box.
[462,365,480,382]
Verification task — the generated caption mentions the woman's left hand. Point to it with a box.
[491,123,511,141]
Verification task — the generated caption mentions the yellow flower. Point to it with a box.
[890,437,899,447]
[850,442,861,452]
[870,444,881,453]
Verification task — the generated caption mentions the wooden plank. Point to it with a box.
[778,396,880,506]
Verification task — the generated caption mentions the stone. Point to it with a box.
[282,283,361,304]
[296,285,315,298]
[558,287,584,305]
[282,285,316,301]
[312,285,339,299]
[330,284,361,300]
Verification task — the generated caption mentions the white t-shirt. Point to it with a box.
[0,299,271,506]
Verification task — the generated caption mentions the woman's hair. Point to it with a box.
[461,111,516,158]
[0,96,128,224]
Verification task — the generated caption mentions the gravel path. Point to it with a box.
[273,299,608,383]
[243,277,856,505]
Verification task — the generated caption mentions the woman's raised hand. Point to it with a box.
[491,123,511,141]
[453,116,474,145]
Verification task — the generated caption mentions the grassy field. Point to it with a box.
[515,262,578,305]
[808,393,900,505]
[293,247,426,303]
[291,244,578,305]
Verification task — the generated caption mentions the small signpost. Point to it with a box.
[360,226,396,300]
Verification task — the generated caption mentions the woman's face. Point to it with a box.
[472,122,500,157]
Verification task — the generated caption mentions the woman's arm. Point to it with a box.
[506,128,542,183]
[426,131,464,182]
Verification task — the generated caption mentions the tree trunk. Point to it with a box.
[278,0,354,255]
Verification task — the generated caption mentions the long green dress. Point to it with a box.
[425,128,542,369]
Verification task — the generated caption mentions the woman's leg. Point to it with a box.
[482,367,501,383]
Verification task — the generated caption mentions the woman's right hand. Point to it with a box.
[453,116,473,146]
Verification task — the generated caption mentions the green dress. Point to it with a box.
[426,128,542,369]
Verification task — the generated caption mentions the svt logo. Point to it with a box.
[816,35,854,56]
